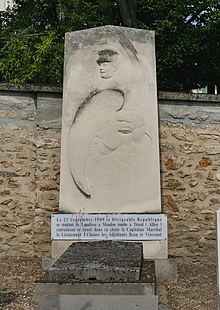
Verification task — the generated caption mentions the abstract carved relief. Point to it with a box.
[60,26,161,213]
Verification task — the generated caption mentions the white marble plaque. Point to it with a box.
[51,214,167,241]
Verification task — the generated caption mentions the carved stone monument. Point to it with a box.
[52,26,167,260]
[36,26,168,310]
[60,26,161,214]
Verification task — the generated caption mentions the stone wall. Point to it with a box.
[159,92,220,263]
[0,84,219,263]
[0,85,62,257]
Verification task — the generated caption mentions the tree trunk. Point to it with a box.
[119,0,137,27]
[207,83,215,94]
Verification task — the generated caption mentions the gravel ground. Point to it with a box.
[158,261,217,310]
[0,257,44,310]
[0,256,217,310]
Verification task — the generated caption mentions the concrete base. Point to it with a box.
[42,256,57,270]
[35,241,159,309]
[155,257,177,283]
[36,295,158,310]
[34,282,156,303]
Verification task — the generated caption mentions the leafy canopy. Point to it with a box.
[0,0,219,92]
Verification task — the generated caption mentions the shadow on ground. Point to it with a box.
[0,292,17,308]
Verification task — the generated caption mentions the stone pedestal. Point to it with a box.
[35,241,158,309]
[44,241,143,282]
[36,295,158,310]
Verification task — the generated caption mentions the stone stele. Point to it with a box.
[60,26,161,214]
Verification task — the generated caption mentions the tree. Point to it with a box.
[119,0,137,27]
[0,0,219,92]
[135,0,220,92]
[0,0,119,84]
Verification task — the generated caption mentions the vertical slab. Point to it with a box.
[60,26,161,214]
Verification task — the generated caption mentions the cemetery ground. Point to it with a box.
[0,256,217,310]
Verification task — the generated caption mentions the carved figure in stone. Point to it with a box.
[69,49,151,209]
[60,27,161,213]
[68,47,152,209]
[69,88,125,197]
[96,49,118,79]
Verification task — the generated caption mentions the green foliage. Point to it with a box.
[0,30,63,83]
[135,0,220,91]
[0,0,121,85]
[0,36,33,83]
[0,0,219,91]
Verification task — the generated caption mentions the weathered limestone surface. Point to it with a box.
[60,26,161,214]
[0,84,220,263]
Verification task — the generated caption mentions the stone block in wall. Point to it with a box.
[0,91,36,126]
[0,91,37,257]
[37,93,62,129]
[33,124,60,256]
